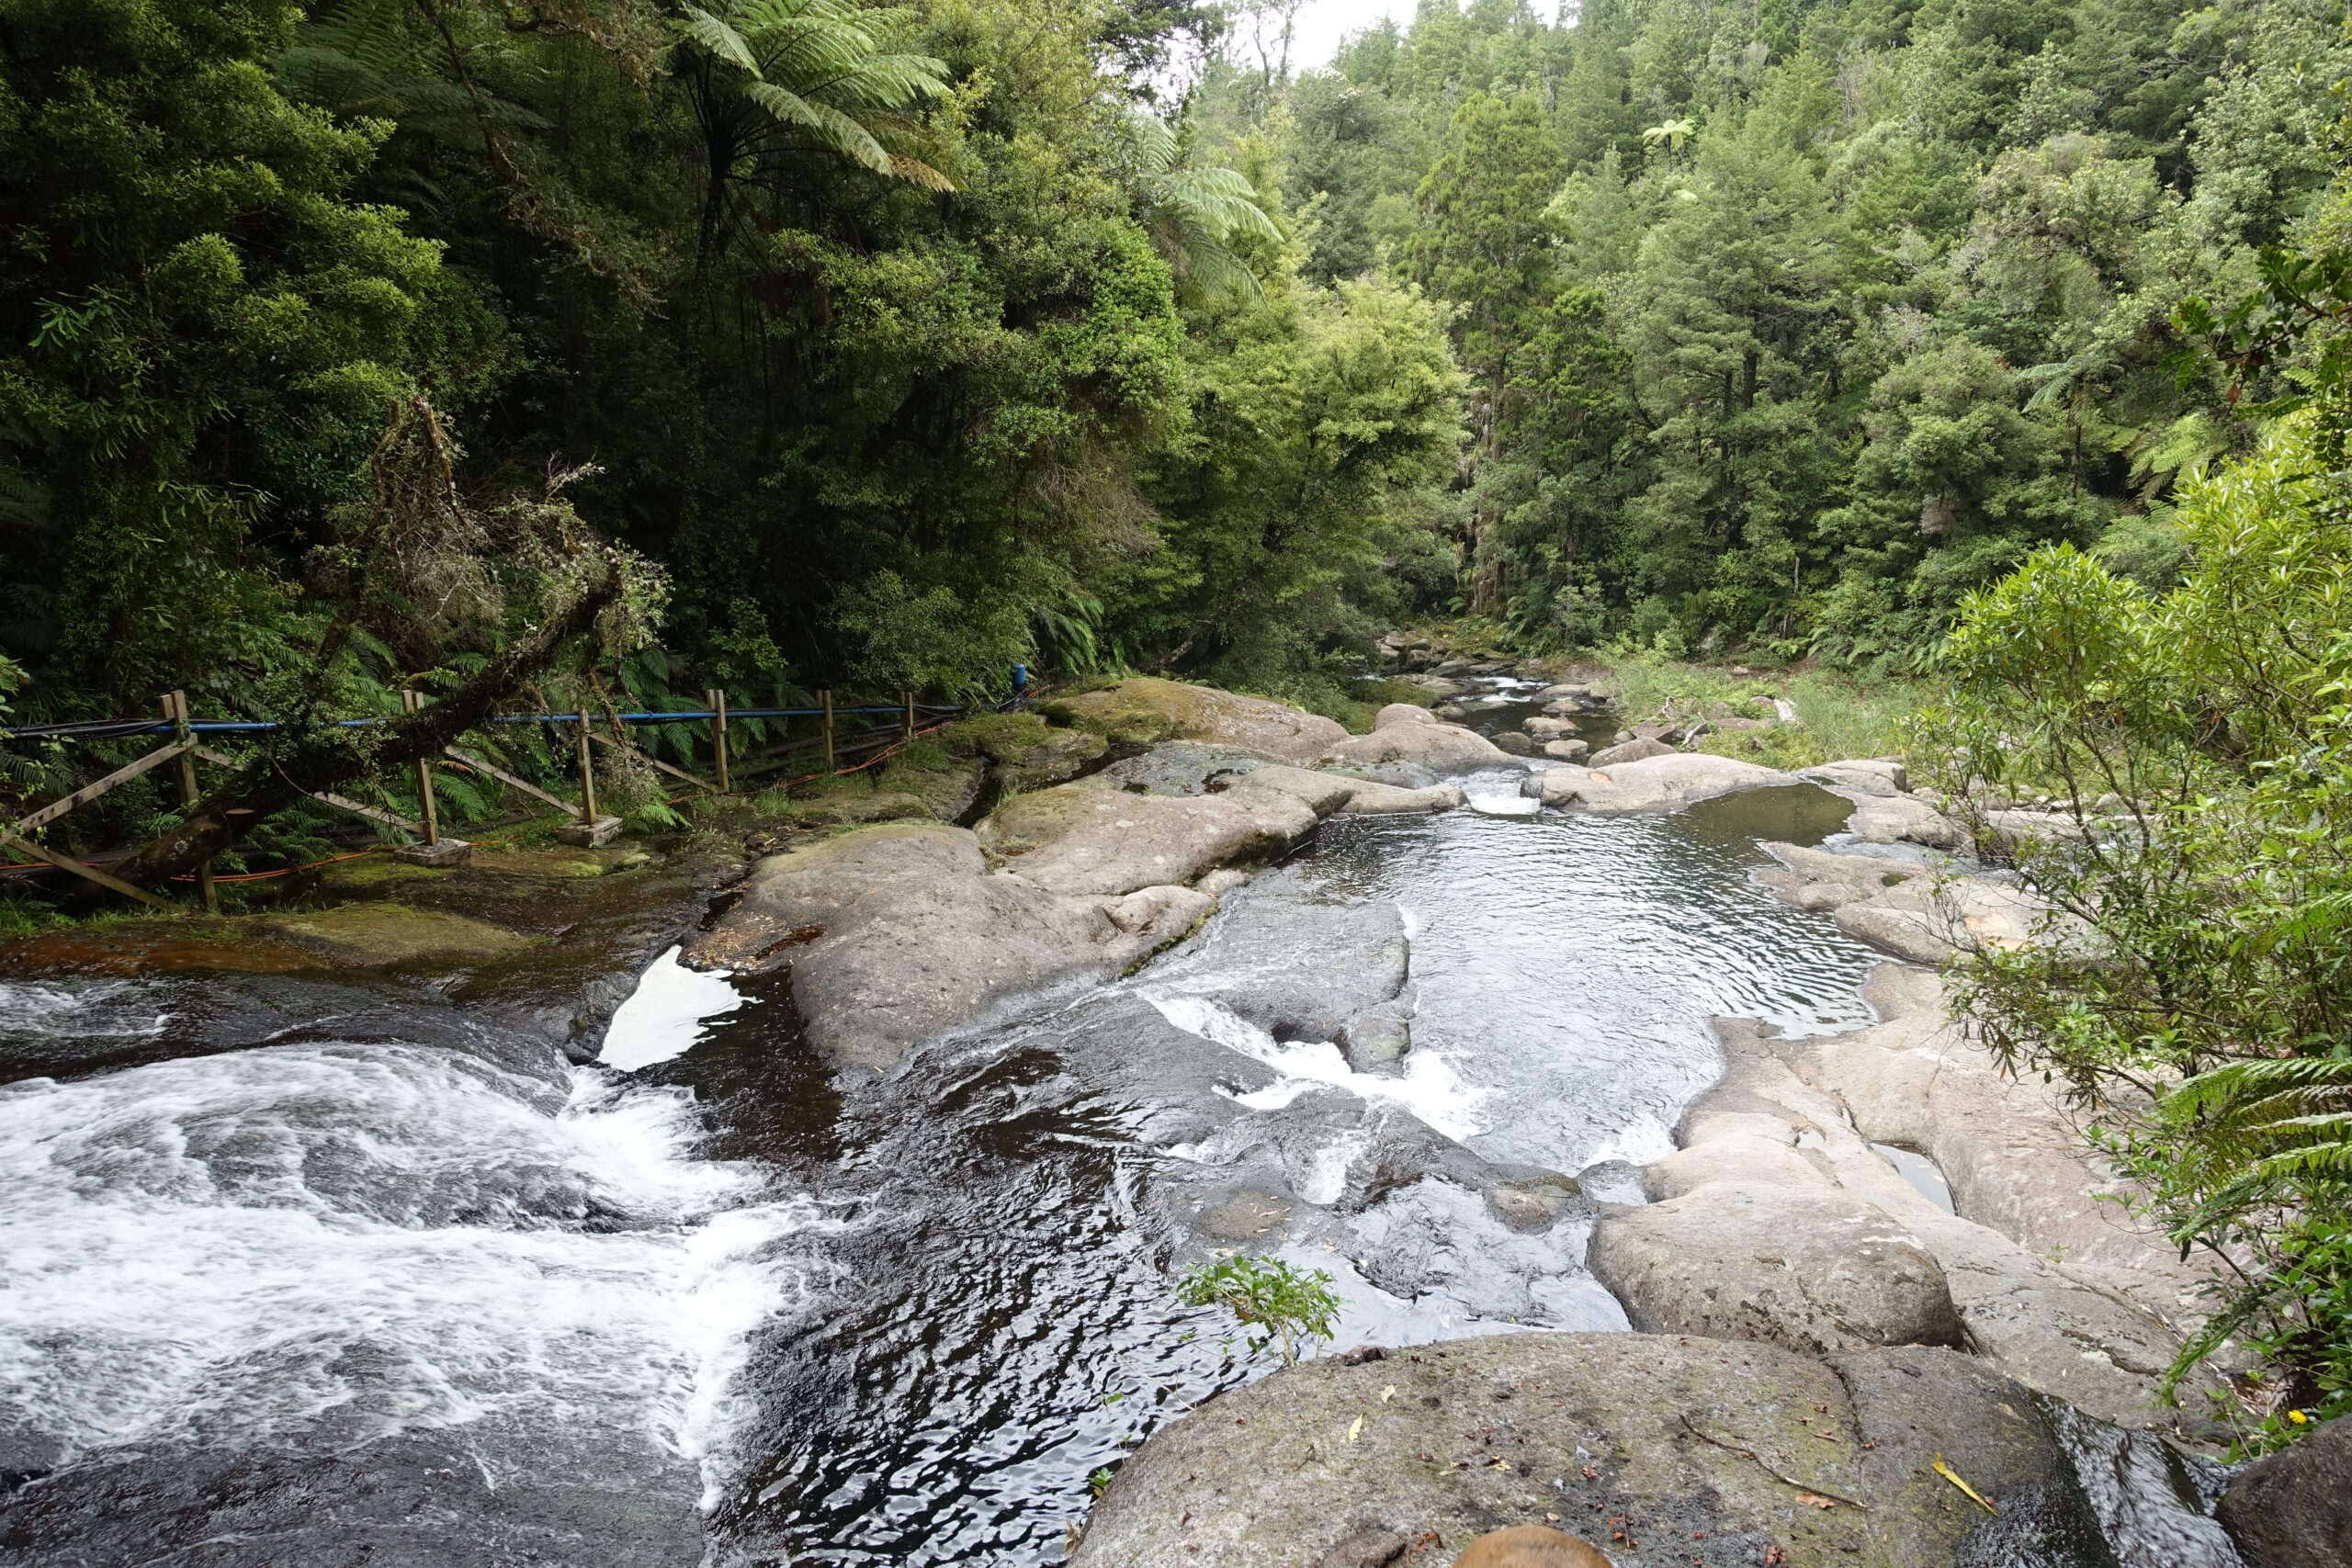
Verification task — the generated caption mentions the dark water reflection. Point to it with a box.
[0,782,1883,1568]
[694,782,1883,1565]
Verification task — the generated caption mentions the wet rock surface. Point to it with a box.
[1069,1334,2124,1568]
[2218,1414,2352,1568]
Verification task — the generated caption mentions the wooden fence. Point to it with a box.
[1,688,970,910]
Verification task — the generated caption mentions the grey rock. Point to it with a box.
[1588,736,1674,767]
[1088,740,1275,796]
[1491,730,1536,756]
[2220,1416,2352,1568]
[1533,754,1796,815]
[1521,716,1577,738]
[1802,758,1910,795]
[682,822,1213,1072]
[1335,780,1464,815]
[1480,1168,1582,1233]
[1845,792,1964,850]
[1673,989,2206,1428]
[978,781,1316,896]
[1324,706,1521,775]
[1588,1181,1965,1353]
[1069,1333,2106,1568]
[1541,738,1589,762]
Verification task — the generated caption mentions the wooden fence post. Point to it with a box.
[165,691,214,912]
[401,690,440,846]
[820,689,834,769]
[707,688,730,793]
[901,690,914,740]
[574,712,599,822]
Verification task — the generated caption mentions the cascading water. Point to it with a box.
[0,716,2253,1566]
[0,976,822,1562]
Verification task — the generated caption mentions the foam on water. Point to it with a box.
[0,1029,820,1493]
[1143,993,1487,1142]
[601,945,746,1071]
[0,979,171,1044]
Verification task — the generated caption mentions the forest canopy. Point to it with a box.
[1,0,2346,716]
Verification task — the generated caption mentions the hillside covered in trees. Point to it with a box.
[5,0,2346,724]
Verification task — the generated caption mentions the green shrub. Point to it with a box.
[1176,1254,1340,1366]
[1924,411,2352,1453]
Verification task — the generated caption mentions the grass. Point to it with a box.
[1597,649,1926,771]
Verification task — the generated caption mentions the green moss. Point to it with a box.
[939,711,1052,761]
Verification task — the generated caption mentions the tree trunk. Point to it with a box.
[96,564,625,897]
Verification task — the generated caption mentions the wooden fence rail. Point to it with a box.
[2,689,978,908]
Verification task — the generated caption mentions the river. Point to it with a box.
[0,712,2230,1565]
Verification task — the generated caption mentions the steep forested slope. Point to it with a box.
[1226,0,2348,670]
[1,0,2345,714]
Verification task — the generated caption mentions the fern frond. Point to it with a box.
[888,154,956,190]
[677,7,763,73]
[745,81,893,172]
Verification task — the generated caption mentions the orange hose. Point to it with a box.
[169,849,387,884]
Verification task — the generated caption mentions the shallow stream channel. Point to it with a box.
[0,687,2236,1566]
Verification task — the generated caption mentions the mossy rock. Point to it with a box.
[972,782,1118,858]
[941,711,1056,761]
[467,846,641,878]
[260,903,540,966]
[1038,678,1345,763]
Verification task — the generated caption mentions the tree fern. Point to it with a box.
[677,0,952,188]
[1119,110,1279,298]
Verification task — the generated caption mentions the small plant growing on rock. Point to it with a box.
[1177,1255,1340,1366]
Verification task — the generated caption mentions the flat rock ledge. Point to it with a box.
[1072,1333,2166,1568]
[1589,965,2211,1433]
[1529,753,1796,814]
[684,739,1464,1072]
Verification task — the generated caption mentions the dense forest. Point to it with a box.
[5,0,2346,725]
[6,0,2352,1460]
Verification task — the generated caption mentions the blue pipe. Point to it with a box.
[4,705,967,739]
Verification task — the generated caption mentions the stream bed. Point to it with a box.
[0,758,2233,1566]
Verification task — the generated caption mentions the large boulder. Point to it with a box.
[1642,988,2205,1428]
[1844,792,1964,850]
[1043,678,1347,762]
[1801,758,1909,795]
[681,822,1211,1073]
[1532,754,1796,815]
[1815,995,2209,1312]
[1757,842,2086,964]
[1322,706,1521,776]
[1587,736,1674,767]
[1336,779,1465,815]
[977,780,1316,896]
[1588,1181,1964,1353]
[2219,1416,2352,1568]
[1070,1334,2112,1568]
